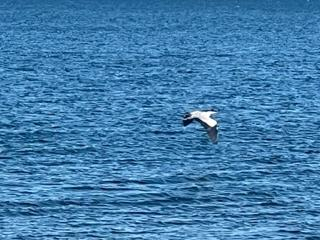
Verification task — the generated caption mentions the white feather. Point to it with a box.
[189,111,217,128]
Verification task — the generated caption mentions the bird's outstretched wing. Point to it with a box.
[207,125,218,143]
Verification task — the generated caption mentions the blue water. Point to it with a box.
[1,0,320,239]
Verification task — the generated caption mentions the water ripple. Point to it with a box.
[1,0,320,239]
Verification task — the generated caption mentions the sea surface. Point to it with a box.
[1,0,320,239]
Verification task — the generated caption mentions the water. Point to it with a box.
[1,0,320,239]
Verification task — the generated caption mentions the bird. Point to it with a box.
[182,109,218,143]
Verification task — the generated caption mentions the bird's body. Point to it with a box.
[183,110,218,143]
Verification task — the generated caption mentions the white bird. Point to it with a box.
[182,109,218,143]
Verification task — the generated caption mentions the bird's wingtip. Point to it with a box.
[182,118,193,126]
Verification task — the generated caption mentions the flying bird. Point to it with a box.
[182,109,218,143]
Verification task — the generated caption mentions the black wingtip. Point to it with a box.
[182,118,193,126]
[183,112,191,118]
[207,125,218,143]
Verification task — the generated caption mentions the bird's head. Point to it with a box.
[207,108,218,115]
[202,109,217,115]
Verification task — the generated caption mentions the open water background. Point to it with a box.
[1,0,320,239]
